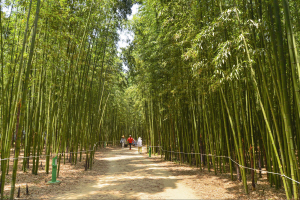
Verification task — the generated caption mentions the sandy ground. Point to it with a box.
[54,146,200,199]
[5,146,287,199]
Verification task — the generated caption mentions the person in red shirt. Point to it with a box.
[127,135,134,150]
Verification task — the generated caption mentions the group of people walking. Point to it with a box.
[120,135,143,153]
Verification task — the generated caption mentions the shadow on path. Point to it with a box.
[54,147,197,199]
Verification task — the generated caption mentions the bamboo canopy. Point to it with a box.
[0,0,300,199]
[0,0,131,199]
[122,0,300,199]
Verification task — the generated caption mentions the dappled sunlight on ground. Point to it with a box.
[53,146,196,199]
[7,146,287,199]
[102,155,144,161]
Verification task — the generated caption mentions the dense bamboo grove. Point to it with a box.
[0,0,133,199]
[120,0,300,199]
[1,0,300,199]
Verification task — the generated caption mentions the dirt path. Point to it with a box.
[54,146,200,199]
[49,146,287,199]
[3,146,287,199]
[10,145,281,199]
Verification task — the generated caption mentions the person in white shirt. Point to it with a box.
[120,135,126,148]
[137,137,142,154]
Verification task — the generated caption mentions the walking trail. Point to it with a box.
[47,146,284,199]
[54,146,201,199]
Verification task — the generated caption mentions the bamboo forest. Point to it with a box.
[0,0,300,199]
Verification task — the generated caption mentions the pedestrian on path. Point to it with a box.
[137,137,142,154]
[120,135,126,148]
[127,135,134,150]
[132,138,137,146]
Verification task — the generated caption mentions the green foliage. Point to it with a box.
[120,0,300,199]
[0,0,132,199]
